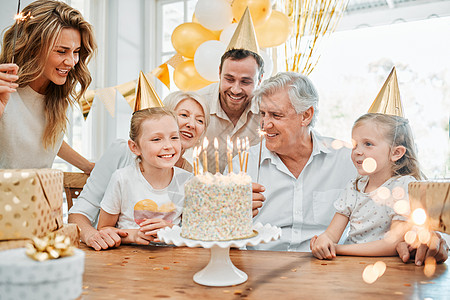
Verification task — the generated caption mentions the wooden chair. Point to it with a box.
[63,172,89,210]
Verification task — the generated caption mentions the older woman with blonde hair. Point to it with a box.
[68,91,210,250]
[0,0,97,173]
[163,90,210,171]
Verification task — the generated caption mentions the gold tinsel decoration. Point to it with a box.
[280,0,349,75]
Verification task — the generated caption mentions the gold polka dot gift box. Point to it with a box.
[0,169,63,241]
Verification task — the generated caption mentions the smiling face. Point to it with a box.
[351,121,394,181]
[30,28,81,93]
[131,115,181,171]
[219,56,260,118]
[260,88,310,157]
[174,98,206,150]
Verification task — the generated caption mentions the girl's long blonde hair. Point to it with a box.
[353,113,422,181]
[0,0,97,149]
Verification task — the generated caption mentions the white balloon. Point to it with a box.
[195,0,233,31]
[220,23,238,46]
[194,40,227,82]
[260,50,274,79]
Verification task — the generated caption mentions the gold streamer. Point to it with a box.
[280,0,349,75]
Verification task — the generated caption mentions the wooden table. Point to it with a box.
[80,243,449,299]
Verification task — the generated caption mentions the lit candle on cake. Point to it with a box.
[257,125,266,183]
[214,137,219,174]
[244,137,250,173]
[237,137,242,172]
[192,147,197,175]
[202,137,209,174]
[227,136,233,173]
[195,146,202,175]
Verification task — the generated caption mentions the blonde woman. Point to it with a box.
[69,91,209,250]
[0,0,97,173]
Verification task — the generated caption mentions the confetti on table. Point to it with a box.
[280,276,288,279]
[234,290,242,295]
[163,266,170,270]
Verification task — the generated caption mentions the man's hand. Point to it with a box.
[397,232,449,265]
[85,227,128,251]
[251,182,265,217]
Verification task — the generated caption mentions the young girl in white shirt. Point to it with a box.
[311,113,422,259]
[98,107,192,245]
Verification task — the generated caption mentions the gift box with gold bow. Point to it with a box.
[0,169,63,241]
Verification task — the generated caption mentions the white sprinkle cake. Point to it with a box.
[181,172,253,241]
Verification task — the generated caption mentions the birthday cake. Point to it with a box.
[181,172,253,241]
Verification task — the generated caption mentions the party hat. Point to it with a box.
[368,67,404,117]
[226,7,259,54]
[134,71,163,112]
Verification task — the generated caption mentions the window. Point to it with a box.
[156,0,197,99]
[310,16,450,178]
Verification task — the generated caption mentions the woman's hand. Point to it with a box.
[0,63,19,117]
[139,218,173,243]
[311,233,337,260]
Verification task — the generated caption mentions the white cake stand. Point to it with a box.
[157,222,281,287]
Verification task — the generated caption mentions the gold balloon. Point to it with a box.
[255,10,292,48]
[171,23,218,59]
[173,60,213,91]
[232,0,272,26]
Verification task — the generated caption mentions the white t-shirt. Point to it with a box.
[334,175,415,244]
[100,161,192,229]
[0,86,63,168]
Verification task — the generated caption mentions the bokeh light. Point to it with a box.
[377,187,391,200]
[424,257,436,277]
[391,186,405,200]
[393,200,409,215]
[373,261,387,277]
[362,264,378,284]
[404,230,417,245]
[412,208,427,225]
[362,157,377,173]
[344,141,353,149]
[331,139,344,150]
[418,229,431,244]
